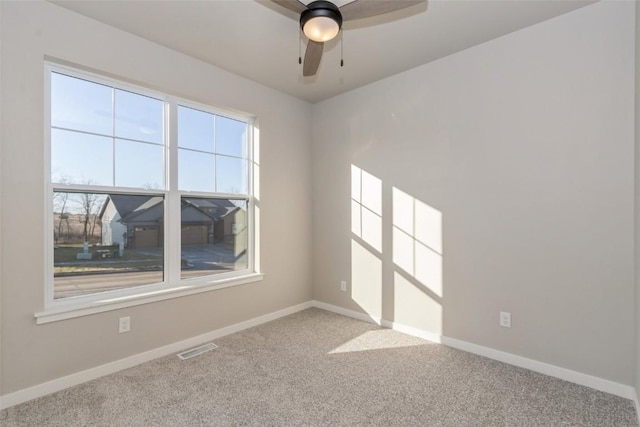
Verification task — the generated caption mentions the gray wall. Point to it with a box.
[311,1,636,384]
[0,1,3,405]
[0,1,313,395]
[1,0,638,402]
[635,0,640,401]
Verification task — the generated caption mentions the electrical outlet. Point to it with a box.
[340,280,347,292]
[119,316,131,333]
[499,312,511,328]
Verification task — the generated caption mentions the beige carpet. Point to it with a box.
[1,308,637,426]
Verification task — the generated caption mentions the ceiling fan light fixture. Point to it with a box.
[300,1,342,42]
[303,16,340,42]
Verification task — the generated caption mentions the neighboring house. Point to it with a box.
[99,195,164,249]
[100,195,245,252]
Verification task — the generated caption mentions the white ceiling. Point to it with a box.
[51,0,595,103]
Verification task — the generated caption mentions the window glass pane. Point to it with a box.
[115,90,163,144]
[51,129,113,185]
[178,106,214,152]
[115,139,164,189]
[178,149,215,192]
[53,192,164,299]
[49,68,254,303]
[180,197,248,279]
[51,72,113,135]
[215,116,247,158]
[216,155,247,194]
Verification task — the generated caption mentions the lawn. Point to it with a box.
[54,245,163,275]
[54,245,161,262]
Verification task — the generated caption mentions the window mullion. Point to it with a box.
[44,65,55,304]
[46,63,256,308]
[247,121,256,274]
[213,116,217,192]
[111,88,116,187]
[166,99,181,285]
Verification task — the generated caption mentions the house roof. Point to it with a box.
[121,197,164,223]
[100,194,160,220]
[183,198,239,220]
[100,195,240,224]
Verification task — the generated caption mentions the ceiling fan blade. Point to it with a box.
[303,40,324,77]
[270,0,308,14]
[340,0,424,21]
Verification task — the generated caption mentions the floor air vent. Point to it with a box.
[177,343,218,360]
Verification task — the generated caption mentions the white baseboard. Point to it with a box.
[311,300,382,325]
[0,301,313,410]
[310,301,440,343]
[380,319,442,344]
[441,336,635,401]
[312,300,635,402]
[2,299,636,412]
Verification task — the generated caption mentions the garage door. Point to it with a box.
[134,227,159,248]
[181,225,208,245]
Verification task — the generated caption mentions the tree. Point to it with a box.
[55,194,70,243]
[73,182,105,244]
[53,177,71,244]
[88,202,101,242]
[78,192,98,243]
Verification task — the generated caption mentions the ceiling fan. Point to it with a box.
[271,0,425,76]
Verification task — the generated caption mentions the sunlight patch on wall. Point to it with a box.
[351,165,382,252]
[415,198,442,254]
[351,238,382,318]
[328,329,426,354]
[351,165,383,318]
[393,272,442,336]
[392,187,443,297]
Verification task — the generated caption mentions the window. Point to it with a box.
[46,64,256,313]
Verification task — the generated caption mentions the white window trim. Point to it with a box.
[39,62,261,323]
[35,273,264,324]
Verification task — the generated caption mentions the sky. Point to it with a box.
[50,72,249,195]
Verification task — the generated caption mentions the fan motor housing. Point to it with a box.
[300,1,343,32]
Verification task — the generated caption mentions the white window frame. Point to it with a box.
[37,63,262,324]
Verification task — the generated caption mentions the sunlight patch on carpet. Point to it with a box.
[328,330,426,354]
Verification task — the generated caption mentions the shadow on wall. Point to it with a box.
[350,164,443,339]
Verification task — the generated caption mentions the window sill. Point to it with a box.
[35,273,264,324]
